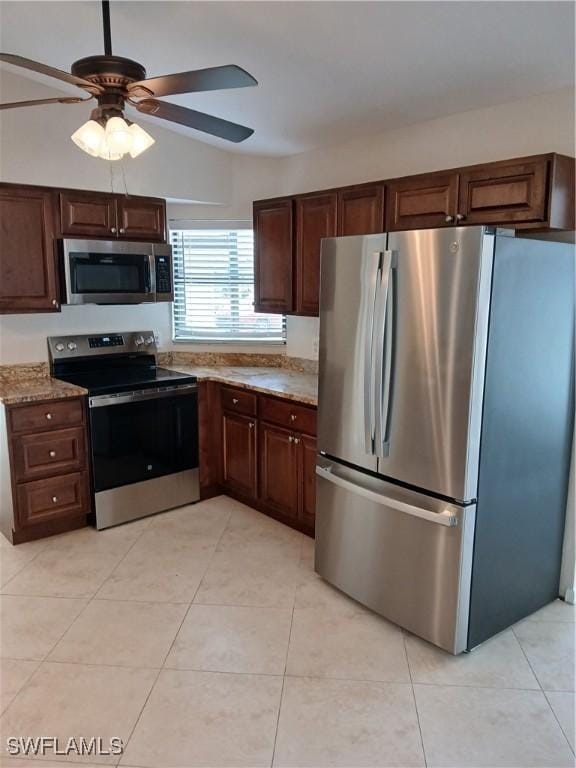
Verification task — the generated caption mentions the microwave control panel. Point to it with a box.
[155,254,172,294]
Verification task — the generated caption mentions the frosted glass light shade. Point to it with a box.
[71,120,105,157]
[105,116,132,155]
[71,116,155,160]
[129,122,155,158]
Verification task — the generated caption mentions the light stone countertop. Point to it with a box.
[165,365,318,406]
[0,378,88,406]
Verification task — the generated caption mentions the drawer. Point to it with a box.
[9,398,84,435]
[259,396,317,436]
[12,426,87,482]
[16,471,90,528]
[221,386,257,417]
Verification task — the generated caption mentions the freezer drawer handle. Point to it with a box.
[316,465,458,527]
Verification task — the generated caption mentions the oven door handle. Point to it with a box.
[89,383,198,408]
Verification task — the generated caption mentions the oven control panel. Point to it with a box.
[155,254,172,294]
[89,335,124,349]
[48,331,158,361]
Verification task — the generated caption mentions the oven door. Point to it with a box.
[62,239,155,305]
[88,385,199,493]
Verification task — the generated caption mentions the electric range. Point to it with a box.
[49,331,199,529]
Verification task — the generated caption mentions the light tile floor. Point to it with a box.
[0,495,573,768]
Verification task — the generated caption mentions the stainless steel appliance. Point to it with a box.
[49,331,199,529]
[316,228,574,653]
[59,239,173,305]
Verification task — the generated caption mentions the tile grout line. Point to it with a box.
[511,623,576,757]
[270,535,301,767]
[402,630,428,768]
[115,504,235,764]
[542,690,576,758]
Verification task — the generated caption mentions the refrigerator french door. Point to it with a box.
[316,227,494,653]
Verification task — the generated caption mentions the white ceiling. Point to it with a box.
[0,1,574,156]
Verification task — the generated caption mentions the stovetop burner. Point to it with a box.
[48,331,196,395]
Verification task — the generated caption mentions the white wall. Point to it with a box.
[1,84,574,364]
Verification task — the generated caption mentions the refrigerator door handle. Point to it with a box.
[361,252,382,454]
[316,465,459,527]
[373,250,396,456]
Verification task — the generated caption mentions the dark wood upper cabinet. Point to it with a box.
[457,156,549,225]
[253,198,294,314]
[387,172,459,231]
[117,197,166,241]
[295,192,337,315]
[0,185,59,313]
[259,421,299,521]
[337,184,385,235]
[299,434,317,532]
[222,412,257,501]
[59,191,117,238]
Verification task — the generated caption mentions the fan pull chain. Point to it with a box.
[109,160,115,194]
[120,159,130,198]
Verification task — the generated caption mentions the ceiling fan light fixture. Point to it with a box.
[105,115,132,155]
[128,122,155,158]
[71,119,105,157]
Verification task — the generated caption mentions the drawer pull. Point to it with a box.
[49,450,56,458]
[45,413,53,420]
[232,398,239,404]
[52,496,58,503]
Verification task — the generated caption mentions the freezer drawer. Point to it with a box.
[315,460,476,653]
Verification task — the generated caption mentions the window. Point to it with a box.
[171,227,286,343]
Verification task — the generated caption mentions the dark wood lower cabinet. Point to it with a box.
[0,397,91,544]
[209,388,317,536]
[299,434,317,531]
[259,422,299,521]
[222,412,257,501]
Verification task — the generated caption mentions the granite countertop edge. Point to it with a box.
[0,367,318,407]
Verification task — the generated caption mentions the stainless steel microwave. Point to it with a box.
[59,239,173,305]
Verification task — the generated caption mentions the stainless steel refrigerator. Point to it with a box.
[315,226,574,653]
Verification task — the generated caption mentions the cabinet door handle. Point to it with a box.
[232,398,239,404]
[294,437,300,444]
[111,226,117,234]
[445,215,454,223]
[45,413,53,420]
[51,299,59,307]
[249,422,255,429]
[119,227,126,234]
[290,414,297,422]
[51,496,58,503]
[456,213,466,222]
[288,435,294,442]
[49,450,56,458]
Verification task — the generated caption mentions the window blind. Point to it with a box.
[170,228,286,343]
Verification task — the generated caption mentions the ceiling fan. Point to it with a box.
[0,0,258,159]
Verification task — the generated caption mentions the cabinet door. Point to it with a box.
[337,184,385,236]
[298,434,317,533]
[59,191,117,238]
[457,157,548,225]
[387,173,458,230]
[222,412,257,500]
[259,422,298,520]
[295,193,337,315]
[0,186,59,313]
[253,199,294,313]
[117,197,166,241]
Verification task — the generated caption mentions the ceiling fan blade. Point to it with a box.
[134,98,254,143]
[0,53,102,93]
[0,96,89,110]
[128,65,257,98]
